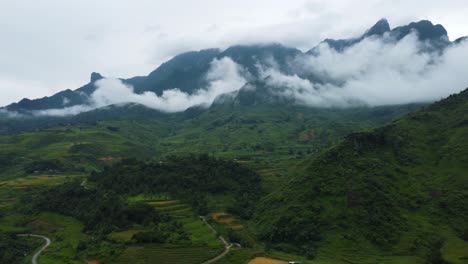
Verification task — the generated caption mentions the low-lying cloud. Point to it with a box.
[262,33,468,107]
[34,57,248,116]
[0,108,22,118]
[13,33,468,116]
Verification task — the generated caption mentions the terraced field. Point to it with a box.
[115,245,224,264]
[112,195,224,263]
[143,197,222,246]
[0,197,15,208]
[0,174,77,209]
[145,199,194,218]
[0,174,73,188]
[113,197,224,264]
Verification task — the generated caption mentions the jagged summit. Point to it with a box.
[90,72,104,83]
[308,19,452,53]
[364,18,391,37]
[392,20,448,41]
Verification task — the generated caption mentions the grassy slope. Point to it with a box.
[256,89,468,263]
[0,104,421,180]
[112,196,224,264]
[0,103,425,263]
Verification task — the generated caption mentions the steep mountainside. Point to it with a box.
[256,88,468,263]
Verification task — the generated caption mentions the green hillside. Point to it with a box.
[1,13,467,264]
[0,104,421,180]
[256,89,468,263]
[1,95,466,264]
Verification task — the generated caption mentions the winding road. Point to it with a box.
[200,216,233,264]
[17,219,225,264]
[18,234,51,264]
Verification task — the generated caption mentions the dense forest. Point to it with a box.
[23,181,167,234]
[90,155,262,217]
[0,233,40,263]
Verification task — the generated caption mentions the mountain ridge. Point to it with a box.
[2,19,466,114]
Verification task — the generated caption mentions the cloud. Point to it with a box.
[5,31,467,117]
[32,34,468,116]
[34,57,247,116]
[2,1,468,107]
[0,108,23,118]
[262,34,468,107]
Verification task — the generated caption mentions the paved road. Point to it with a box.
[200,216,233,264]
[18,234,51,264]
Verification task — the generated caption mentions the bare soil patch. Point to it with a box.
[248,256,287,264]
[209,212,243,230]
[29,219,63,233]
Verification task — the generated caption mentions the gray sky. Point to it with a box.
[1,0,467,106]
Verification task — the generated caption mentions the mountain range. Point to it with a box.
[1,17,468,264]
[2,19,465,115]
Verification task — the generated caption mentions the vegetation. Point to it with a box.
[0,103,422,180]
[90,156,261,217]
[0,233,40,263]
[115,244,224,264]
[1,89,467,263]
[0,155,260,263]
[255,89,468,262]
[23,180,168,234]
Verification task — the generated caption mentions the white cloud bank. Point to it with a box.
[34,57,247,116]
[262,34,468,107]
[21,33,468,116]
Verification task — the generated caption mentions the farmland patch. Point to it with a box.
[210,212,243,230]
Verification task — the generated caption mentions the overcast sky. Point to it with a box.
[1,0,467,106]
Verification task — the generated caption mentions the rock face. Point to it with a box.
[391,20,448,41]
[455,36,467,44]
[309,19,451,53]
[363,18,391,37]
[90,72,104,83]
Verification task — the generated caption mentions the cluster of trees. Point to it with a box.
[0,233,38,263]
[440,191,468,241]
[132,222,190,245]
[23,181,168,234]
[90,155,261,218]
[256,198,323,258]
[0,153,15,170]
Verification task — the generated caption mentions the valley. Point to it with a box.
[1,90,467,263]
[0,107,413,263]
[0,15,467,264]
